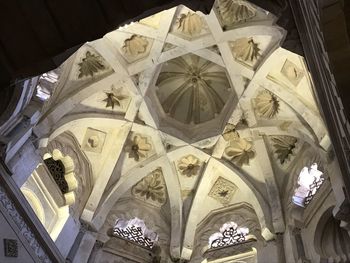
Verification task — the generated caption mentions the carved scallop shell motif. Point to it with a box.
[176,12,203,37]
[217,0,256,28]
[255,90,280,118]
[230,38,261,62]
[270,136,297,165]
[122,35,149,57]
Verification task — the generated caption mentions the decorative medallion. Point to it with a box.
[103,85,128,109]
[132,169,166,205]
[82,128,107,153]
[222,124,240,141]
[78,51,106,78]
[270,136,297,165]
[176,12,203,37]
[255,90,280,118]
[281,59,305,86]
[225,138,255,166]
[125,134,152,161]
[177,155,201,177]
[4,239,18,258]
[122,35,149,57]
[156,54,232,125]
[230,38,261,62]
[216,0,256,29]
[209,177,237,205]
[209,222,249,248]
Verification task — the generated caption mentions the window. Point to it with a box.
[112,217,158,249]
[44,157,69,194]
[209,222,249,249]
[293,163,324,207]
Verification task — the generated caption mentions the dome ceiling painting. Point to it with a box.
[34,0,331,262]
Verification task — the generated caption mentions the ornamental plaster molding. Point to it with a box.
[45,131,93,216]
[0,186,51,263]
[208,177,237,205]
[131,169,167,206]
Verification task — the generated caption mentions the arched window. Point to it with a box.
[44,157,69,194]
[293,163,324,207]
[208,222,249,249]
[112,217,158,249]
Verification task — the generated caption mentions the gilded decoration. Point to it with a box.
[177,155,201,177]
[132,169,166,205]
[255,90,280,118]
[281,59,305,86]
[125,134,152,161]
[216,0,256,29]
[271,135,297,165]
[230,38,261,63]
[225,138,255,166]
[209,177,237,205]
[176,12,203,37]
[156,54,232,125]
[103,85,128,109]
[78,51,106,78]
[122,35,149,57]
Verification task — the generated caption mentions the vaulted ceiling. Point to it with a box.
[34,1,331,261]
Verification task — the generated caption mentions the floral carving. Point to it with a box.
[225,138,255,166]
[217,0,256,28]
[281,59,305,86]
[176,12,203,37]
[271,136,297,164]
[103,85,128,109]
[230,38,261,62]
[78,51,106,78]
[82,128,106,153]
[177,155,201,177]
[122,35,149,57]
[125,134,152,161]
[222,124,240,141]
[255,90,280,118]
[132,169,166,205]
[209,177,237,205]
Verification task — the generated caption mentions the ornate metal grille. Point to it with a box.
[44,157,69,194]
[113,225,154,249]
[210,223,248,249]
[304,176,325,205]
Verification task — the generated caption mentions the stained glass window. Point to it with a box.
[112,217,158,249]
[293,163,324,207]
[209,222,249,249]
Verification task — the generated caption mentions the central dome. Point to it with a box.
[156,54,233,125]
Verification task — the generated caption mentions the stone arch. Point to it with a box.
[43,150,78,206]
[21,188,46,225]
[44,131,94,217]
[192,203,261,261]
[314,207,350,262]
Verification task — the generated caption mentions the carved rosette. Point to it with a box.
[125,134,152,161]
[254,90,280,118]
[177,155,201,177]
[208,177,237,205]
[216,0,256,29]
[132,169,167,206]
[78,51,106,78]
[225,138,255,166]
